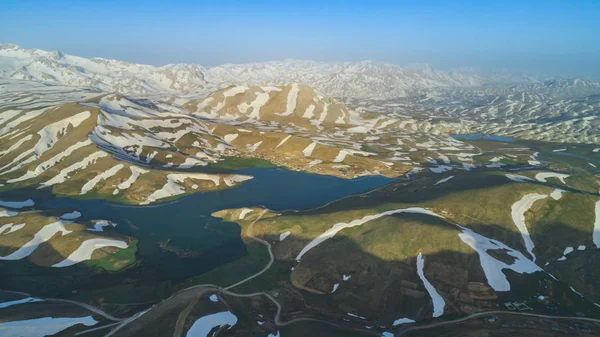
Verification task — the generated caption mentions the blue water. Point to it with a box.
[453,133,515,143]
[37,168,393,279]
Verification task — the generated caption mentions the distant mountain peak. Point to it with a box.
[1,43,596,99]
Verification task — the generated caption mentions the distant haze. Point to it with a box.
[1,0,598,79]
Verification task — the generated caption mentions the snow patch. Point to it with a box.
[535,172,569,184]
[186,311,237,337]
[303,142,317,157]
[0,223,25,235]
[224,134,238,144]
[276,135,291,148]
[238,208,252,220]
[0,208,18,217]
[88,220,116,232]
[80,164,124,194]
[434,175,454,185]
[417,253,445,317]
[511,193,547,261]
[118,166,149,190]
[392,318,415,326]
[279,231,291,241]
[458,226,542,291]
[505,174,534,183]
[0,297,42,309]
[550,189,564,200]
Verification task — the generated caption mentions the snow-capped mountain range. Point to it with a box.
[0,43,540,99]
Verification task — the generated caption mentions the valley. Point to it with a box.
[0,44,599,337]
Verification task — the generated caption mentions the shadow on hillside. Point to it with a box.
[299,166,593,216]
[264,226,600,336]
[103,222,600,337]
[0,166,599,336]
[1,212,599,336]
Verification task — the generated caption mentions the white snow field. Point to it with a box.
[0,223,25,235]
[238,208,253,220]
[88,220,117,232]
[0,297,42,309]
[117,166,149,190]
[510,193,548,261]
[434,175,455,185]
[0,208,18,217]
[393,318,415,326]
[550,189,564,200]
[279,231,291,241]
[416,253,445,317]
[535,172,569,184]
[186,311,238,337]
[458,226,542,291]
[505,174,534,183]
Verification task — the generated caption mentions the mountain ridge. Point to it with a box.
[0,43,541,99]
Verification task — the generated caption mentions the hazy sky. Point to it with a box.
[1,0,599,78]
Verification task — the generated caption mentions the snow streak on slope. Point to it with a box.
[416,253,445,317]
[458,226,542,291]
[80,164,124,194]
[186,311,238,337]
[117,166,149,190]
[39,151,108,188]
[7,140,93,183]
[0,221,72,260]
[510,193,547,261]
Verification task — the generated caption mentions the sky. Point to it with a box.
[1,0,599,78]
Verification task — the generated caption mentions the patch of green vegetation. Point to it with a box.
[177,241,270,290]
[562,173,600,194]
[210,156,278,170]
[69,282,162,304]
[62,189,127,203]
[499,158,519,165]
[531,193,597,260]
[85,239,138,271]
[235,259,295,293]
